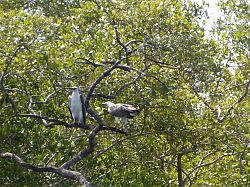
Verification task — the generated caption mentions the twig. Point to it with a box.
[75,58,106,68]
[113,71,144,97]
[219,80,250,122]
[32,88,65,104]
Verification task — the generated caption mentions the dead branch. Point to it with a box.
[219,80,250,123]
[0,152,90,186]
[61,125,102,169]
[84,57,127,110]
[75,58,106,68]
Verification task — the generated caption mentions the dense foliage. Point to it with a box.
[0,0,249,186]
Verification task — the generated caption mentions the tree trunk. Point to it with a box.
[177,154,184,187]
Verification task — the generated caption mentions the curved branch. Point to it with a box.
[84,57,127,110]
[114,25,127,52]
[0,152,90,186]
[91,93,114,99]
[113,72,144,98]
[61,125,102,169]
[219,80,250,122]
[75,58,106,68]
[94,132,148,159]
[101,126,128,135]
[32,88,66,104]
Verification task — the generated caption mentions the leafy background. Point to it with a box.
[0,0,249,186]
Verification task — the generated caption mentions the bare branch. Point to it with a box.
[219,80,250,122]
[75,58,106,68]
[17,113,127,135]
[91,93,114,99]
[92,65,172,101]
[146,57,179,69]
[0,152,90,186]
[84,57,127,110]
[101,126,128,135]
[125,40,141,47]
[94,132,148,159]
[61,125,102,169]
[185,153,230,186]
[45,152,58,167]
[32,88,65,104]
[190,84,217,115]
[114,25,127,52]
[140,104,184,113]
[113,72,144,98]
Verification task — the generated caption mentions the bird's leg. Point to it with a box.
[121,117,128,131]
[115,117,120,124]
[68,120,75,140]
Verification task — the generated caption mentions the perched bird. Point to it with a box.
[103,101,140,129]
[68,87,86,127]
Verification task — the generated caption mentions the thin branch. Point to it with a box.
[114,25,127,52]
[219,80,250,122]
[45,152,58,167]
[74,58,106,68]
[32,88,65,104]
[91,93,114,99]
[125,40,141,47]
[101,126,128,135]
[146,57,179,69]
[191,84,217,115]
[91,65,172,101]
[188,154,228,186]
[139,104,184,113]
[113,72,144,98]
[84,57,127,110]
[94,132,147,159]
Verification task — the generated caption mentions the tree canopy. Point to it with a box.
[0,0,249,186]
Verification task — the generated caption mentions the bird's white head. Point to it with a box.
[103,101,114,107]
[70,87,79,93]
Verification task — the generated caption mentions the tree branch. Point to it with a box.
[74,58,106,68]
[0,152,90,186]
[61,125,102,169]
[31,88,65,104]
[177,154,184,187]
[94,132,148,159]
[84,57,127,111]
[113,71,144,98]
[219,80,250,122]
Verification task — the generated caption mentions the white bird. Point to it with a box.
[103,101,140,129]
[68,87,86,127]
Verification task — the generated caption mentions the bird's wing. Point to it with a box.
[121,104,138,112]
[108,104,127,117]
[121,103,133,107]
[80,94,86,126]
[68,95,73,120]
[121,104,140,117]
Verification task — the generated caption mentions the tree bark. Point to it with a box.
[177,154,184,187]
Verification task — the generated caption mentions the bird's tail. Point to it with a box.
[127,109,140,118]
